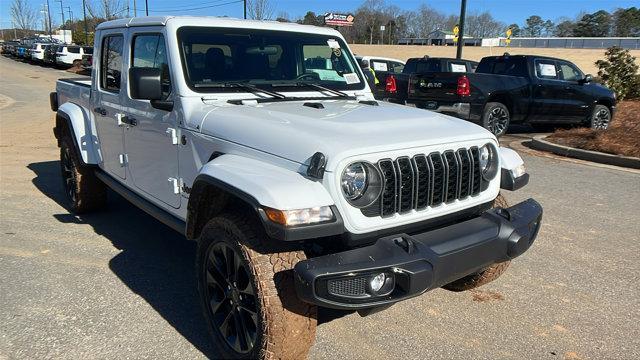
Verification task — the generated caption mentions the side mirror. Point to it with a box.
[581,74,593,84]
[129,67,173,111]
[129,67,162,100]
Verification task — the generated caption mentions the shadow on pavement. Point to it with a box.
[28,160,217,358]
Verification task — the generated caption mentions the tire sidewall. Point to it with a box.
[482,102,510,137]
[196,221,264,360]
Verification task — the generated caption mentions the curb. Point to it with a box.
[529,135,640,169]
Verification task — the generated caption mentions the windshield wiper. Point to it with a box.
[294,82,350,98]
[194,82,286,99]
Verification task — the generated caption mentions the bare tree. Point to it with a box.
[247,0,275,20]
[86,0,123,20]
[10,0,37,30]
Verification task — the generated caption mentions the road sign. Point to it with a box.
[453,24,459,43]
[380,25,385,31]
[506,28,512,38]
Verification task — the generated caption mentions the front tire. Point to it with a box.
[589,104,611,130]
[59,137,107,213]
[196,213,317,359]
[482,102,510,137]
[442,194,511,292]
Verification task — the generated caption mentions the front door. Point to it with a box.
[124,30,180,208]
[557,61,591,123]
[94,31,126,179]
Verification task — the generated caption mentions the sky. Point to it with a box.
[1,0,638,33]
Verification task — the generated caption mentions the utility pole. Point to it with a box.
[133,0,137,17]
[55,0,66,43]
[46,0,53,39]
[65,7,73,23]
[244,0,247,19]
[82,0,88,44]
[145,0,148,16]
[456,0,467,59]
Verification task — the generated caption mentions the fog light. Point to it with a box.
[370,273,387,293]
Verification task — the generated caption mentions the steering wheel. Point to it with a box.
[295,72,320,81]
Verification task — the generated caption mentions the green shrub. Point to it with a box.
[595,46,639,100]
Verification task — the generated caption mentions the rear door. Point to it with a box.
[123,30,181,208]
[94,30,127,179]
[530,59,569,122]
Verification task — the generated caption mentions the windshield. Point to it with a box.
[177,27,365,93]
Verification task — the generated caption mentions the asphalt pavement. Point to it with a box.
[1,55,639,360]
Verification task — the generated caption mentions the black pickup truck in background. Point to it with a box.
[383,56,478,104]
[388,54,616,137]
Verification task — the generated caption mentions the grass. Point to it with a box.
[546,100,640,158]
[348,45,640,76]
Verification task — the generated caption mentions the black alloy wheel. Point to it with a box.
[60,145,78,204]
[591,105,611,130]
[486,106,510,136]
[203,241,258,354]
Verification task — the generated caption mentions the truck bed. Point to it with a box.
[56,77,92,111]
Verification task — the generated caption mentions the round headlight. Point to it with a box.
[341,162,383,208]
[341,162,368,200]
[479,144,499,180]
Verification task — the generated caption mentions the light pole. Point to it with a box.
[46,0,53,40]
[456,0,467,59]
[244,0,247,19]
[145,0,148,16]
[82,0,88,44]
[55,0,66,43]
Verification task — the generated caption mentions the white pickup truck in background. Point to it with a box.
[50,16,541,359]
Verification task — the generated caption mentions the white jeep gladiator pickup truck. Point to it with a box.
[50,16,542,359]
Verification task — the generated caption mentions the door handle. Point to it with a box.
[122,116,137,126]
[93,107,107,116]
[564,86,571,90]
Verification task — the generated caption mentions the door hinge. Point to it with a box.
[166,127,179,145]
[168,177,181,195]
[116,113,125,127]
[118,153,128,167]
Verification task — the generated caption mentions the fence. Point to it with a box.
[498,37,640,49]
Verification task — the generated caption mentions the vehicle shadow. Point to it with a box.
[27,160,217,357]
[27,160,346,357]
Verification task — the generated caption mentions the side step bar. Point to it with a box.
[95,171,186,235]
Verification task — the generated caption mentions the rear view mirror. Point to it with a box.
[245,46,278,56]
[129,67,162,100]
[581,74,593,84]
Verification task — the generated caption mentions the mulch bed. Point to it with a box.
[546,100,640,158]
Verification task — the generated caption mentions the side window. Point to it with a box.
[558,62,583,82]
[450,62,468,73]
[389,61,404,73]
[131,34,171,98]
[371,60,388,72]
[100,35,124,92]
[68,47,80,54]
[535,60,558,80]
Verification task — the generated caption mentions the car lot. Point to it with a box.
[1,55,639,359]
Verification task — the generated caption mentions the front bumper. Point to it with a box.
[294,199,542,310]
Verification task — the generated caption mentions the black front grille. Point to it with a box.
[327,277,368,297]
[365,147,483,217]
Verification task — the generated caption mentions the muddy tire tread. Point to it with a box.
[198,212,317,360]
[60,137,106,213]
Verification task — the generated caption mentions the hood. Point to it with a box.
[197,99,494,170]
